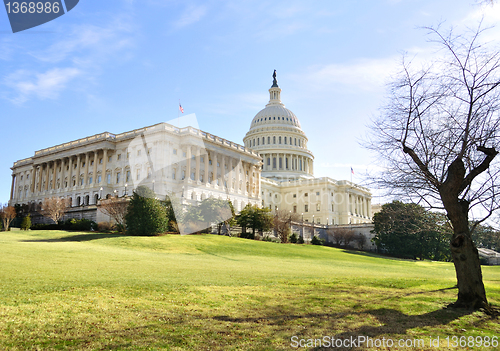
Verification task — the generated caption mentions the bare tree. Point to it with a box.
[273,210,300,243]
[99,197,128,229]
[42,197,69,224]
[355,233,367,250]
[0,204,16,231]
[367,24,500,310]
[328,227,355,247]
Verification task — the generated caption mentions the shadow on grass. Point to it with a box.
[339,249,424,262]
[22,233,124,243]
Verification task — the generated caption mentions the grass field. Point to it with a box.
[0,230,499,350]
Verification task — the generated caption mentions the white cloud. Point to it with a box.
[292,57,400,93]
[173,5,207,29]
[2,16,136,104]
[4,68,82,104]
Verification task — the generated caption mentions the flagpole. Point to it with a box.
[178,99,180,128]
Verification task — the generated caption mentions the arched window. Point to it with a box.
[76,196,81,206]
[85,195,90,205]
[273,136,276,144]
[279,136,281,144]
[268,136,270,144]
[273,158,276,169]
[94,194,99,204]
[262,137,265,144]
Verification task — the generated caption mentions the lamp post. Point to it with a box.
[99,187,103,200]
[152,179,155,193]
[312,214,315,238]
[113,189,117,198]
[124,183,128,196]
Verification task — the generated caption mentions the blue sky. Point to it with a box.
[0,0,497,205]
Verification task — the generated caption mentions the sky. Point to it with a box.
[0,0,498,205]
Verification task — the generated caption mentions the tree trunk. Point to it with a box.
[441,189,488,309]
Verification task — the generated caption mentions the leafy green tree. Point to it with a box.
[372,201,451,261]
[20,215,31,231]
[236,204,273,238]
[125,186,168,236]
[471,225,500,251]
[163,193,181,233]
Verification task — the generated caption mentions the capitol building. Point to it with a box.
[8,72,372,227]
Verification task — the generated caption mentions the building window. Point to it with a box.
[89,176,93,185]
[136,169,140,180]
[172,169,176,180]
[273,158,276,169]
[126,170,131,182]
[304,192,308,197]
[305,205,309,212]
[181,170,185,180]
[316,191,320,196]
[147,168,151,179]
[99,158,102,164]
[293,194,297,198]
[279,136,281,144]
[173,149,177,155]
[107,174,111,184]
[98,175,102,184]
[201,156,204,163]
[273,136,276,144]
[262,137,265,144]
[284,137,287,144]
[200,174,204,182]
[279,158,282,169]
[74,164,77,169]
[316,204,320,211]
[268,137,270,144]
[91,160,94,166]
[286,158,289,169]
[257,138,260,145]
[267,158,270,166]
[183,152,186,157]
[80,178,84,186]
[116,172,121,183]
[295,138,297,145]
[217,162,220,167]
[209,159,212,165]
[118,154,121,160]
[82,162,86,168]
[293,205,297,213]
[191,172,195,180]
[108,156,112,162]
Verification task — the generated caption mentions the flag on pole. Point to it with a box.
[351,167,354,175]
[179,103,184,113]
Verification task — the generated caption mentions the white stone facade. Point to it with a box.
[9,123,261,223]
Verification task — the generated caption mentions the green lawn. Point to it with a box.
[0,231,499,350]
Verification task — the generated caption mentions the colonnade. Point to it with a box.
[260,152,313,175]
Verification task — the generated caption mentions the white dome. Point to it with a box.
[243,72,314,181]
[250,105,302,130]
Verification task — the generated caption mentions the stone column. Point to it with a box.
[195,147,201,183]
[185,146,191,183]
[204,150,209,184]
[68,157,73,188]
[102,149,108,186]
[44,163,49,191]
[76,154,81,187]
[10,174,15,200]
[93,152,98,186]
[221,154,225,188]
[60,159,66,190]
[31,165,37,193]
[84,153,89,187]
[51,161,57,190]
[228,158,233,191]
